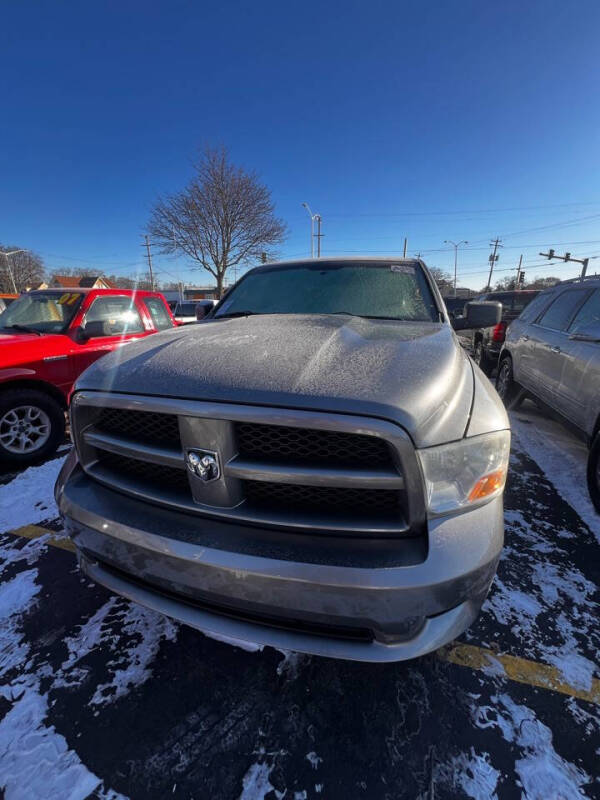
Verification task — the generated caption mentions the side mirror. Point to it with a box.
[569,321,600,342]
[78,320,110,340]
[195,301,214,321]
[451,301,502,330]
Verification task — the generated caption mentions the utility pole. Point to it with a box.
[539,248,590,278]
[487,237,502,289]
[302,202,317,258]
[515,254,523,289]
[403,238,407,258]
[444,240,468,297]
[315,214,323,257]
[1,249,26,294]
[143,235,155,290]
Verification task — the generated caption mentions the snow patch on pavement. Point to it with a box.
[0,535,126,800]
[438,748,500,799]
[239,761,284,800]
[472,694,590,797]
[57,595,178,705]
[0,457,65,532]
[511,414,600,542]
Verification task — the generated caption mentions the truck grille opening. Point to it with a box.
[244,480,402,519]
[95,452,190,495]
[235,422,394,468]
[95,408,180,448]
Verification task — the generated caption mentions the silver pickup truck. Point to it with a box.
[56,258,508,662]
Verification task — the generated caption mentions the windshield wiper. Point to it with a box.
[215,310,261,319]
[1,324,43,336]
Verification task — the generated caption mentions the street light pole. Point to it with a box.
[1,249,27,294]
[444,240,468,297]
[302,202,317,258]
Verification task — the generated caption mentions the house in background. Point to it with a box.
[48,274,116,290]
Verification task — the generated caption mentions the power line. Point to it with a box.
[325,201,600,219]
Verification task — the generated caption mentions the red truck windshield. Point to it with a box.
[0,291,83,334]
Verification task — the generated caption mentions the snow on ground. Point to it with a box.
[511,405,600,542]
[481,507,599,692]
[57,595,178,705]
[471,693,591,798]
[0,456,65,532]
[436,748,500,799]
[239,761,285,800]
[0,534,127,800]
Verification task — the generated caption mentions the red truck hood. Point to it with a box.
[0,332,71,368]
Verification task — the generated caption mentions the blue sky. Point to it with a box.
[2,0,600,289]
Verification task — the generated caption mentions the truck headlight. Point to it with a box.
[417,430,510,515]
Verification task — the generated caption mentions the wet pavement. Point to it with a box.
[0,406,598,799]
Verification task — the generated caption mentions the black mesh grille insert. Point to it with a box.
[235,422,394,468]
[95,408,180,448]
[244,480,401,519]
[96,452,190,495]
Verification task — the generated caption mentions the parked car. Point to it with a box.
[0,293,19,314]
[496,276,600,511]
[57,257,508,662]
[172,301,202,324]
[470,290,540,375]
[0,288,175,466]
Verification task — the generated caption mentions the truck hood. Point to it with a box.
[76,314,474,447]
[0,332,70,368]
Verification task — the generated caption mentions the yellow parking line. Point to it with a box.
[6,523,75,553]
[3,524,599,704]
[439,643,599,705]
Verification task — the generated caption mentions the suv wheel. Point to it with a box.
[496,356,521,409]
[586,433,600,513]
[473,341,493,376]
[0,390,66,467]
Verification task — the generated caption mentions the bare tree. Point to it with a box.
[0,245,45,293]
[527,275,561,289]
[428,266,453,296]
[147,146,288,297]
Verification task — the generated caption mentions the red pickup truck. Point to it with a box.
[0,288,176,466]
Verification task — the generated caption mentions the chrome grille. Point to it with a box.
[235,422,393,468]
[73,393,421,535]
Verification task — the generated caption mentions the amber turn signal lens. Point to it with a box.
[467,469,506,503]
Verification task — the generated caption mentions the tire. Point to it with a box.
[495,356,521,409]
[473,340,494,377]
[586,433,600,513]
[0,389,66,468]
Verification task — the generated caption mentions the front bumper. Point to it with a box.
[56,453,503,662]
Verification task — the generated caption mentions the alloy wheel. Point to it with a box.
[0,405,52,453]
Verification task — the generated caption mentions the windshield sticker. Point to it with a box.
[391,264,415,274]
[58,293,80,305]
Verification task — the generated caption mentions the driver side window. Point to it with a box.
[568,288,600,333]
[84,296,144,335]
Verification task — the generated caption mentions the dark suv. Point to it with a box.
[470,290,540,375]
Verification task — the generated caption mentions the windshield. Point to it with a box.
[214,262,438,322]
[0,291,83,334]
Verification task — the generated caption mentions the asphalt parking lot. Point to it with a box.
[0,403,598,799]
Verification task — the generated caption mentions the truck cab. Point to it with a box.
[0,288,176,466]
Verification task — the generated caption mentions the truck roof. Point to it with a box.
[28,287,165,297]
